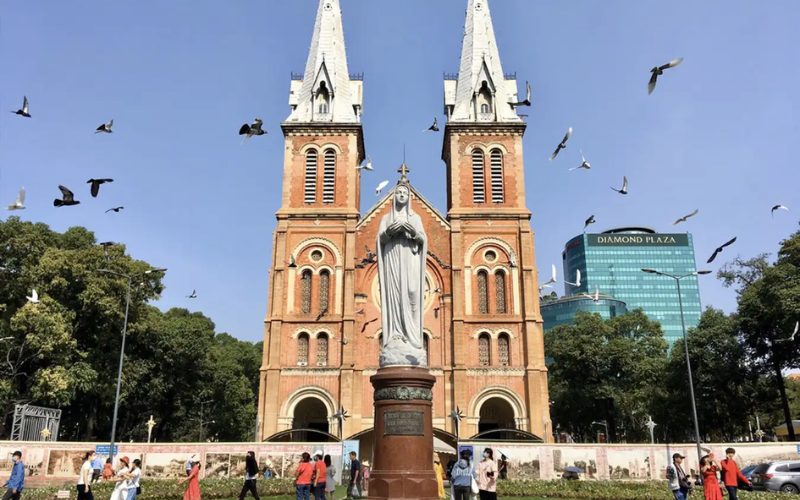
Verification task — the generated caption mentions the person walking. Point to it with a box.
[346,452,360,499]
[125,459,141,500]
[294,452,313,500]
[185,456,195,477]
[720,448,751,500]
[476,448,497,500]
[312,451,327,500]
[433,455,445,499]
[497,455,508,481]
[449,450,473,500]
[323,456,336,500]
[91,455,103,484]
[179,457,201,500]
[109,456,130,500]
[2,451,24,500]
[700,455,723,500]
[102,459,114,481]
[77,451,96,500]
[666,453,692,500]
[238,451,260,500]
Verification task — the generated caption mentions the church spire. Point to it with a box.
[287,0,363,123]
[444,0,521,123]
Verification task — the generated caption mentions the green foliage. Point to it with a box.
[496,479,781,498]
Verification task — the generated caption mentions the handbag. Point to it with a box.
[470,476,479,494]
[136,486,142,495]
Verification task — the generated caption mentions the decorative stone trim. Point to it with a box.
[466,367,525,377]
[374,386,433,401]
[281,368,340,376]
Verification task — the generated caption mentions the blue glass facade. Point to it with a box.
[561,228,702,346]
[541,296,628,332]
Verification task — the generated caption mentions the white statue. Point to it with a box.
[376,168,427,367]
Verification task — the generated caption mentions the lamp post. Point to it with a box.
[97,267,167,462]
[641,268,710,465]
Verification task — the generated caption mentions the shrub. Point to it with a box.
[497,479,783,499]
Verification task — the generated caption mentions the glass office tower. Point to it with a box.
[541,295,628,332]
[561,227,702,346]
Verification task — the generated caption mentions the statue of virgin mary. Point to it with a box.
[376,168,428,367]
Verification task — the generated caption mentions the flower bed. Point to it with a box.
[497,479,784,499]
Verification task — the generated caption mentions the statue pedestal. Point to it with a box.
[369,366,439,500]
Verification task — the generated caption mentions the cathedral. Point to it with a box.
[257,0,552,446]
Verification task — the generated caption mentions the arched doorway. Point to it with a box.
[478,397,516,434]
[292,398,329,441]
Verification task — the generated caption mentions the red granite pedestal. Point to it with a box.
[368,366,439,500]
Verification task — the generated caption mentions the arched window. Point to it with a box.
[319,270,330,314]
[300,269,313,314]
[297,333,310,365]
[423,334,430,366]
[316,333,329,366]
[477,270,489,314]
[322,149,336,204]
[490,149,504,203]
[498,333,510,366]
[477,81,493,116]
[304,150,318,204]
[472,149,485,204]
[480,103,490,114]
[478,334,491,366]
[495,270,507,313]
[316,82,330,114]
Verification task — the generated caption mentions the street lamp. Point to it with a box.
[97,267,167,462]
[641,268,710,464]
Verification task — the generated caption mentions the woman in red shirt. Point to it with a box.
[312,451,327,500]
[295,453,313,500]
[700,455,723,500]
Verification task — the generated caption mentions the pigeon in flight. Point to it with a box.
[26,289,39,304]
[239,118,266,138]
[569,150,591,171]
[375,180,389,196]
[542,264,557,287]
[777,321,799,343]
[584,215,596,230]
[186,289,197,299]
[508,250,518,268]
[549,127,572,160]
[357,158,373,171]
[7,188,25,210]
[288,255,297,268]
[316,307,328,321]
[425,117,439,132]
[565,269,581,288]
[87,178,114,197]
[53,185,80,207]
[510,81,532,108]
[648,58,684,95]
[610,176,629,195]
[581,287,600,302]
[12,96,30,117]
[362,245,377,264]
[771,204,789,216]
[706,237,737,263]
[95,119,113,133]
[105,206,124,213]
[673,209,699,225]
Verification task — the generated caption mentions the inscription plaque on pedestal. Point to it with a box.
[384,410,424,436]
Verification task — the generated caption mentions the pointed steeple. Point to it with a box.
[444,0,521,123]
[287,0,362,123]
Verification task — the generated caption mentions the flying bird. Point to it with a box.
[541,264,557,287]
[362,245,377,264]
[186,289,197,299]
[7,188,25,210]
[87,178,114,197]
[771,204,789,216]
[508,250,518,268]
[26,289,39,304]
[12,96,30,117]
[549,127,573,160]
[510,81,532,108]
[105,206,124,213]
[673,209,699,225]
[375,180,389,196]
[53,185,80,207]
[288,255,297,268]
[316,307,328,321]
[357,158,373,171]
[584,215,596,230]
[95,119,113,133]
[425,117,439,132]
[610,176,629,195]
[582,287,600,302]
[569,150,591,171]
[706,237,737,263]
[565,269,581,288]
[239,118,266,139]
[777,321,799,343]
[648,57,684,95]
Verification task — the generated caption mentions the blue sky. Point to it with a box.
[2,1,798,343]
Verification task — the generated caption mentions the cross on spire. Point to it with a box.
[397,162,410,182]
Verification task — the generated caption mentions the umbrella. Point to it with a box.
[564,466,583,474]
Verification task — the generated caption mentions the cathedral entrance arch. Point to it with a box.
[292,397,329,441]
[478,397,516,434]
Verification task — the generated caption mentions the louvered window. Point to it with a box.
[498,334,510,366]
[316,334,328,366]
[300,270,313,314]
[319,270,330,314]
[298,333,309,365]
[495,271,507,313]
[478,334,490,366]
[322,149,336,204]
[304,150,318,203]
[490,149,504,203]
[477,270,488,314]
[472,149,485,203]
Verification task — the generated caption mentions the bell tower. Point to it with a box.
[442,0,552,441]
[257,0,364,440]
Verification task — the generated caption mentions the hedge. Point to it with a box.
[497,479,789,499]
